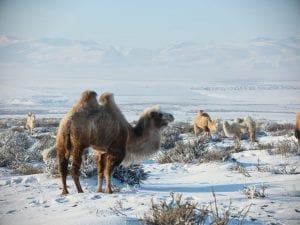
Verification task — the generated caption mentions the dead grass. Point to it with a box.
[143,190,252,225]
[242,184,267,199]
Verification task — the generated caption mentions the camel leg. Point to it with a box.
[103,154,113,194]
[235,135,241,149]
[71,148,84,193]
[103,153,123,194]
[58,149,70,195]
[96,153,105,193]
[193,124,199,137]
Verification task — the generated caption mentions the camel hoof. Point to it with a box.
[61,190,69,195]
[105,189,113,194]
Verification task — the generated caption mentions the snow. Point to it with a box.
[1,134,300,224]
[0,79,299,225]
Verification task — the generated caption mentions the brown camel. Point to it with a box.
[193,110,218,138]
[56,90,174,195]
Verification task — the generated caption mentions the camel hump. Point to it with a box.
[99,92,114,105]
[80,90,97,102]
[198,110,210,119]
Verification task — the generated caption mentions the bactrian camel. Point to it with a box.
[193,110,218,138]
[56,90,174,194]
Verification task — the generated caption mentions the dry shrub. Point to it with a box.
[161,126,181,149]
[263,122,294,136]
[143,192,209,225]
[156,139,207,164]
[230,162,251,177]
[157,137,232,164]
[143,190,251,225]
[273,138,299,156]
[257,142,274,150]
[14,163,43,175]
[0,127,56,174]
[242,184,267,199]
[113,164,149,186]
[199,150,231,163]
[35,118,60,127]
[44,149,148,186]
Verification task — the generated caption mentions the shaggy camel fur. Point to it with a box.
[295,113,300,145]
[193,110,218,138]
[222,120,241,149]
[56,90,174,195]
[26,112,35,135]
[234,116,256,143]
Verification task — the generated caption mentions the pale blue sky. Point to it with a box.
[0,0,299,48]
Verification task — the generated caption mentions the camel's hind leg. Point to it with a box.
[71,148,84,193]
[95,152,105,192]
[57,148,70,195]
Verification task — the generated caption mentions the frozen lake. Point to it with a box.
[0,76,299,123]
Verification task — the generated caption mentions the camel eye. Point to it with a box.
[150,111,162,119]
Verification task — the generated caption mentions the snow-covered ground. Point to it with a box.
[0,79,299,225]
[0,138,299,225]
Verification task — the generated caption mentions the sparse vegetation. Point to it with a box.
[143,190,251,225]
[273,138,299,156]
[264,122,294,136]
[156,138,208,164]
[0,127,55,174]
[242,184,267,199]
[230,162,251,177]
[143,192,209,225]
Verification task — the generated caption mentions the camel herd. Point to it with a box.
[25,90,299,195]
[193,111,256,149]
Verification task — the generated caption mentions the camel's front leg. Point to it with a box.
[103,154,113,194]
[95,152,105,192]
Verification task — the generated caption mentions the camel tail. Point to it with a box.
[56,118,72,160]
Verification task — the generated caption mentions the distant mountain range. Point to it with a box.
[0,34,299,80]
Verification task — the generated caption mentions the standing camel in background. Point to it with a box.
[193,110,218,138]
[56,90,174,195]
[222,120,242,149]
[26,112,36,135]
[234,116,256,144]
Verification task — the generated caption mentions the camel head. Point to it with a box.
[140,105,174,130]
[210,120,219,133]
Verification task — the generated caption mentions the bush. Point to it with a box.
[263,122,294,136]
[274,138,299,156]
[143,191,251,225]
[242,184,267,199]
[0,127,56,174]
[0,129,35,167]
[157,139,207,164]
[161,125,181,149]
[143,192,209,225]
[113,164,149,186]
[157,137,231,164]
[44,148,149,186]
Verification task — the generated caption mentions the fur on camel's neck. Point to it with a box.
[100,93,163,166]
